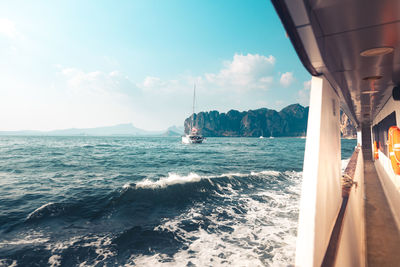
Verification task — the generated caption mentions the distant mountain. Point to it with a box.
[184,104,357,137]
[0,123,163,136]
[167,125,184,134]
[163,125,184,137]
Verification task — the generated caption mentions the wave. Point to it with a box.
[129,171,302,266]
[4,170,302,266]
[21,170,301,225]
[80,144,94,148]
[134,173,202,189]
[26,202,67,221]
[106,170,302,218]
[131,170,289,190]
[24,193,112,223]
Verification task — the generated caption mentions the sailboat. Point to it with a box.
[182,85,205,144]
[269,130,274,139]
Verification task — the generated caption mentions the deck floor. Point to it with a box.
[364,159,400,267]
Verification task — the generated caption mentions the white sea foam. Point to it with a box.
[48,255,61,267]
[132,170,286,190]
[0,237,49,247]
[81,235,114,261]
[2,170,302,266]
[132,171,302,266]
[251,170,281,176]
[136,173,202,189]
[341,158,350,171]
[45,235,115,267]
[0,232,49,248]
[0,259,17,267]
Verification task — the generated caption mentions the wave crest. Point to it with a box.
[129,170,293,190]
[26,202,67,221]
[135,173,202,189]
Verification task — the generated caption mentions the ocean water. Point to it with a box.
[0,136,356,266]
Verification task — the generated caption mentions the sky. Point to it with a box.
[0,0,311,131]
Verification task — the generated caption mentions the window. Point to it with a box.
[372,112,397,157]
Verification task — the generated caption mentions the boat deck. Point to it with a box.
[364,159,400,266]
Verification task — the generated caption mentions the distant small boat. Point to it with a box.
[269,130,274,139]
[260,130,265,139]
[182,85,205,144]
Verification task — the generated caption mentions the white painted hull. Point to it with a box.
[181,135,205,144]
[181,135,191,144]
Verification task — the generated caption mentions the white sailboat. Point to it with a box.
[182,85,205,144]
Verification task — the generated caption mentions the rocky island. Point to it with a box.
[184,104,356,138]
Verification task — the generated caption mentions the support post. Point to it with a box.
[295,76,342,266]
[361,123,372,160]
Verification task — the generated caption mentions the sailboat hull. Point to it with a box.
[182,135,205,144]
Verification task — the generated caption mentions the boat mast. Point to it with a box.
[191,84,196,132]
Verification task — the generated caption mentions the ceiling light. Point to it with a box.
[361,90,378,94]
[360,47,394,57]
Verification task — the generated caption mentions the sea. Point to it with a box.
[0,136,356,267]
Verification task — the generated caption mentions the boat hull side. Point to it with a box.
[296,76,342,266]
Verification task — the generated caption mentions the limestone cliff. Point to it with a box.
[184,104,309,137]
[184,103,357,138]
[340,110,357,138]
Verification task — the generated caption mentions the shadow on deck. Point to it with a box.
[364,159,400,266]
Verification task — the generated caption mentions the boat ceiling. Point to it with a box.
[272,0,400,126]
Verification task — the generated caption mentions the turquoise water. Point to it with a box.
[0,136,356,266]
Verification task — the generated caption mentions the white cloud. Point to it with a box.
[0,18,19,39]
[0,66,152,131]
[44,67,143,129]
[139,76,182,93]
[205,53,275,90]
[142,76,162,88]
[279,72,294,87]
[60,67,137,97]
[138,53,276,94]
[298,80,311,106]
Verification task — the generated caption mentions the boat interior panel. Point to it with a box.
[278,0,400,127]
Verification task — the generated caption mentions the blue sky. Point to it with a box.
[0,0,310,131]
